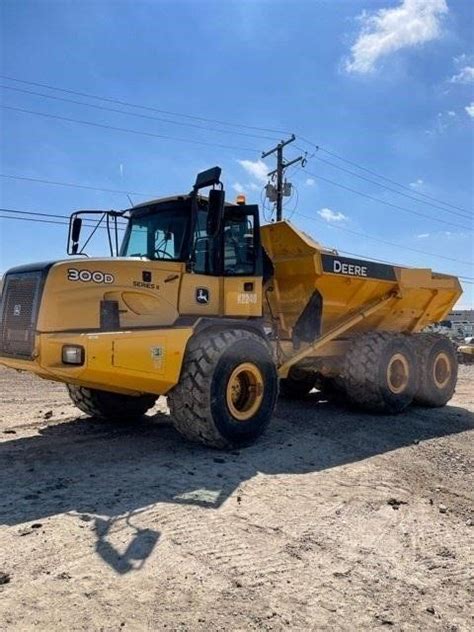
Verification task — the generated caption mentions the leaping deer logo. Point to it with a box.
[196,288,209,304]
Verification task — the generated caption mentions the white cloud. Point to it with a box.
[345,0,448,75]
[418,230,469,240]
[237,159,269,183]
[318,208,347,223]
[410,178,424,189]
[426,110,457,135]
[454,53,468,65]
[232,182,247,194]
[305,178,316,186]
[450,65,474,84]
[465,102,474,118]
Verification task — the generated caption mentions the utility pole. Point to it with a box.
[262,134,305,221]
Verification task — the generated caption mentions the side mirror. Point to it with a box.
[71,217,82,254]
[207,189,225,237]
[194,166,222,191]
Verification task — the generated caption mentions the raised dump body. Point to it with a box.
[261,221,462,342]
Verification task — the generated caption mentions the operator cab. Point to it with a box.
[121,194,261,278]
[69,166,263,279]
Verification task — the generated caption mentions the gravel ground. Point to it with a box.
[0,365,473,631]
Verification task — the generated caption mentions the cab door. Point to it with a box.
[178,205,221,316]
[222,205,263,317]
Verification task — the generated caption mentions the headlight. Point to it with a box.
[62,345,85,365]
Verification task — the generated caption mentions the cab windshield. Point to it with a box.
[120,205,191,261]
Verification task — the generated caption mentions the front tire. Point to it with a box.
[66,385,156,421]
[168,329,278,448]
[343,332,418,414]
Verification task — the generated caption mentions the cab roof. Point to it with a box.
[129,194,237,215]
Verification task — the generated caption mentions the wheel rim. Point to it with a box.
[432,352,451,389]
[386,353,410,395]
[226,362,264,421]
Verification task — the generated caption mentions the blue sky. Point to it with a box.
[0,0,473,307]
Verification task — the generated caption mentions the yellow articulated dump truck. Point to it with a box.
[0,167,462,448]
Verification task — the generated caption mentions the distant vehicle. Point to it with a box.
[458,337,474,365]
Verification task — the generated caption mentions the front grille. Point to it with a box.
[0,272,44,358]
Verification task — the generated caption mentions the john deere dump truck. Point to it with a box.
[0,167,462,448]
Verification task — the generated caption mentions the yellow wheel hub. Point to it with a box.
[432,352,451,389]
[387,353,410,395]
[226,362,264,421]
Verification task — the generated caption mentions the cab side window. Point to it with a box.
[223,212,255,276]
[192,209,216,274]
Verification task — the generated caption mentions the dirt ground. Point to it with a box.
[0,366,472,632]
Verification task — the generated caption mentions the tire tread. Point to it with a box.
[168,329,276,448]
[343,331,415,414]
[66,385,156,421]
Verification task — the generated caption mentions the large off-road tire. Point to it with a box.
[343,331,418,414]
[279,367,316,399]
[167,329,279,449]
[412,333,457,407]
[66,385,156,421]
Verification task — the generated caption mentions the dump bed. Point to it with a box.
[260,222,462,340]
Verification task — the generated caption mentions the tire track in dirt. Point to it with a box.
[1,366,473,631]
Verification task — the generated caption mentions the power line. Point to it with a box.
[0,213,126,231]
[1,105,261,153]
[309,154,472,220]
[292,210,473,267]
[0,173,155,197]
[2,166,472,261]
[0,84,278,142]
[1,207,79,220]
[298,138,472,216]
[336,249,474,283]
[299,167,472,231]
[1,214,472,283]
[0,207,127,226]
[0,74,289,135]
[3,74,470,219]
[1,91,472,244]
[2,206,473,274]
[1,213,472,284]
[0,214,72,228]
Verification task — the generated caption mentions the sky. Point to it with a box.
[0,0,473,307]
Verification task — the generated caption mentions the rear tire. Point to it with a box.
[343,331,418,414]
[168,329,278,448]
[413,333,457,407]
[66,385,156,421]
[279,368,316,399]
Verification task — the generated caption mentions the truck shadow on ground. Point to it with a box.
[1,394,473,572]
